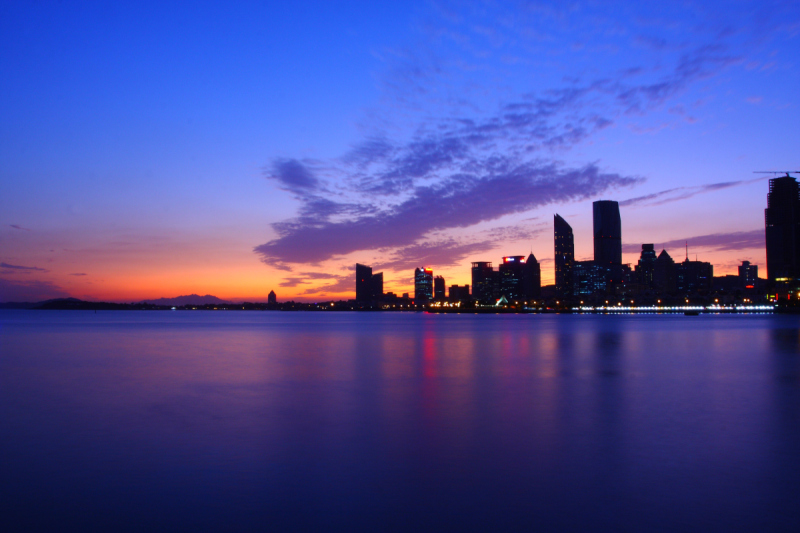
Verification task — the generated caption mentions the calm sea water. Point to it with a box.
[1,310,799,532]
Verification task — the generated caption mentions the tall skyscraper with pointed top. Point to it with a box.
[593,200,622,265]
[554,214,574,297]
[524,252,541,299]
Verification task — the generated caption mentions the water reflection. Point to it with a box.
[0,311,799,531]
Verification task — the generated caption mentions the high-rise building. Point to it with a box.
[636,244,657,287]
[449,285,470,302]
[524,252,541,300]
[554,214,574,297]
[676,259,713,294]
[370,272,384,300]
[356,263,383,301]
[593,200,622,265]
[572,261,606,296]
[499,256,526,301]
[653,250,676,295]
[738,261,758,289]
[765,175,800,281]
[471,262,496,303]
[434,275,446,300]
[268,290,277,304]
[356,263,373,301]
[414,267,434,302]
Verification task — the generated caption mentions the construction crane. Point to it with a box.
[754,171,800,178]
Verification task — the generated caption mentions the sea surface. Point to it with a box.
[1,310,799,532]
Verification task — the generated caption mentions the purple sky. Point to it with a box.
[1,1,798,301]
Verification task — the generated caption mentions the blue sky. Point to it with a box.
[1,0,798,301]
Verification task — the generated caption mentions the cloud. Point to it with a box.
[255,162,640,265]
[374,238,497,271]
[0,278,69,302]
[622,229,764,254]
[300,275,353,295]
[278,272,341,287]
[10,224,31,231]
[70,273,88,276]
[265,159,320,193]
[0,262,49,273]
[254,9,752,273]
[620,178,763,207]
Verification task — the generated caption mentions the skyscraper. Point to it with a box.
[554,214,574,297]
[356,263,383,301]
[593,200,622,265]
[499,256,526,301]
[524,252,541,300]
[471,261,496,303]
[434,275,446,300]
[268,290,277,304]
[414,267,433,302]
[355,263,373,301]
[765,175,800,281]
[636,244,657,287]
[653,249,676,295]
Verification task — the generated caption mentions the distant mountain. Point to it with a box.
[140,294,230,306]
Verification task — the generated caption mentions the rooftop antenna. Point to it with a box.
[685,241,688,262]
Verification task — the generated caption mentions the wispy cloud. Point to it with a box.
[9,224,31,231]
[256,162,640,266]
[1,262,49,273]
[622,229,764,254]
[620,177,764,207]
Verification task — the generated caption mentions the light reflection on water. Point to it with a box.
[1,310,799,532]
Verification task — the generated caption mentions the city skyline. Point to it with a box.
[2,1,798,303]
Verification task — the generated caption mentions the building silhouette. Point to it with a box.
[765,175,800,281]
[636,244,657,287]
[449,284,470,302]
[356,263,383,301]
[524,252,541,300]
[554,214,574,297]
[414,267,433,302]
[573,261,606,297]
[471,262,496,303]
[434,275,446,301]
[653,250,676,295]
[268,290,277,304]
[499,256,526,301]
[739,261,758,289]
[676,258,713,294]
[593,200,622,265]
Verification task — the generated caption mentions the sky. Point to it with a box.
[1,0,799,302]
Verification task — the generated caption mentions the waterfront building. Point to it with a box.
[434,275,446,301]
[370,272,384,300]
[676,259,713,294]
[572,261,606,296]
[636,244,657,287]
[554,214,574,297]
[593,200,622,265]
[738,261,758,289]
[471,262,496,303]
[524,252,542,300]
[356,263,373,301]
[653,250,677,294]
[268,290,277,304]
[449,285,470,302]
[499,256,526,301]
[414,267,434,302]
[765,175,800,281]
[356,263,383,301]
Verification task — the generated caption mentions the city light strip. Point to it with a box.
[570,305,775,313]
